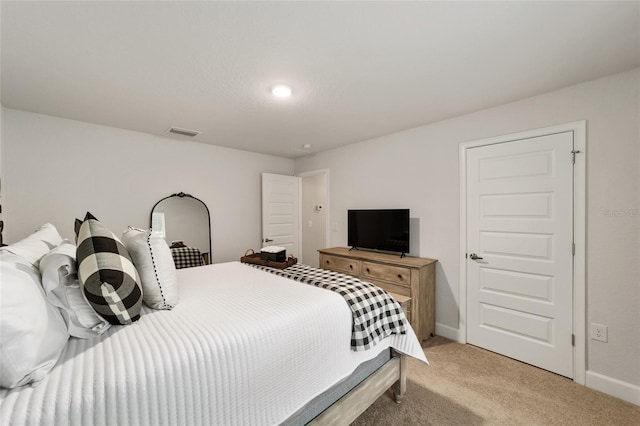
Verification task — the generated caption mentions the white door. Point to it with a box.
[261,173,301,257]
[466,132,574,377]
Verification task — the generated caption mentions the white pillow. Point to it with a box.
[0,251,69,389]
[39,241,111,339]
[2,223,63,267]
[121,227,178,309]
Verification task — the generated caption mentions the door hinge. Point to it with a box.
[571,150,581,164]
[465,253,468,259]
[572,334,575,347]
[572,243,575,256]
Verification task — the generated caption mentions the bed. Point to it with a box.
[1,257,427,425]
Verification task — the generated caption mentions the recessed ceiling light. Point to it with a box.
[302,144,312,149]
[271,85,292,98]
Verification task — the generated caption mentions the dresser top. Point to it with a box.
[318,247,437,268]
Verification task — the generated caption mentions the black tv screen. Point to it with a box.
[348,209,410,255]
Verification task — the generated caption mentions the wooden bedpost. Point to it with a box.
[392,350,407,404]
[308,349,407,424]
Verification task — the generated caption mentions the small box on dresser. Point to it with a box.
[318,247,437,342]
[260,250,286,262]
[260,246,286,262]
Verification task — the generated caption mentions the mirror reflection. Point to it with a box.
[150,192,212,267]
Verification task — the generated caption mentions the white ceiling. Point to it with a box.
[2,1,639,159]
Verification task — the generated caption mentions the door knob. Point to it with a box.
[264,238,274,243]
[469,253,484,260]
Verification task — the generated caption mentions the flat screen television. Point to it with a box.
[348,209,410,256]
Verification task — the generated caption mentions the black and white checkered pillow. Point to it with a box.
[170,246,205,269]
[75,213,143,325]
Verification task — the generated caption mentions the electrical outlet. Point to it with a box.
[591,323,608,343]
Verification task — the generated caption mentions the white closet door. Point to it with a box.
[466,131,574,378]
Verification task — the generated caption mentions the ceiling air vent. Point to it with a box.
[167,127,201,137]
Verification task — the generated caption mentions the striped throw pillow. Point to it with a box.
[75,213,143,325]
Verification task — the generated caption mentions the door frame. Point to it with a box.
[458,121,586,385]
[296,169,331,252]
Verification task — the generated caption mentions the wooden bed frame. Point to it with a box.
[308,350,406,425]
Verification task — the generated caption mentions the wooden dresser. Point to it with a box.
[318,247,437,342]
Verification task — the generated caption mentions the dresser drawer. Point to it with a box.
[388,292,411,319]
[365,278,410,298]
[321,254,360,275]
[362,261,411,287]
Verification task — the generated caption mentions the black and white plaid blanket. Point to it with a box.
[249,263,408,351]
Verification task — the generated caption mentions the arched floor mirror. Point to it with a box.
[150,192,212,267]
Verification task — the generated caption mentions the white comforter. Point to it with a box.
[0,261,427,426]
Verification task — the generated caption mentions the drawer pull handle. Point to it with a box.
[349,264,353,269]
[366,268,370,273]
[398,274,403,279]
[326,260,329,264]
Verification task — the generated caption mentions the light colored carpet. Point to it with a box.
[352,336,640,425]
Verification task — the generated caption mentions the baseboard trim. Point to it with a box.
[585,371,640,406]
[435,323,463,343]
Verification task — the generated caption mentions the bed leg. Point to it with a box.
[392,351,407,404]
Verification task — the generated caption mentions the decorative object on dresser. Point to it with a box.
[260,245,287,262]
[241,248,297,269]
[319,247,437,342]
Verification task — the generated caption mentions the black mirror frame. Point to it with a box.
[149,192,212,264]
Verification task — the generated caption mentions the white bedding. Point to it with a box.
[0,261,427,426]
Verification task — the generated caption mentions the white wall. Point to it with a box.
[2,109,294,263]
[295,69,640,392]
